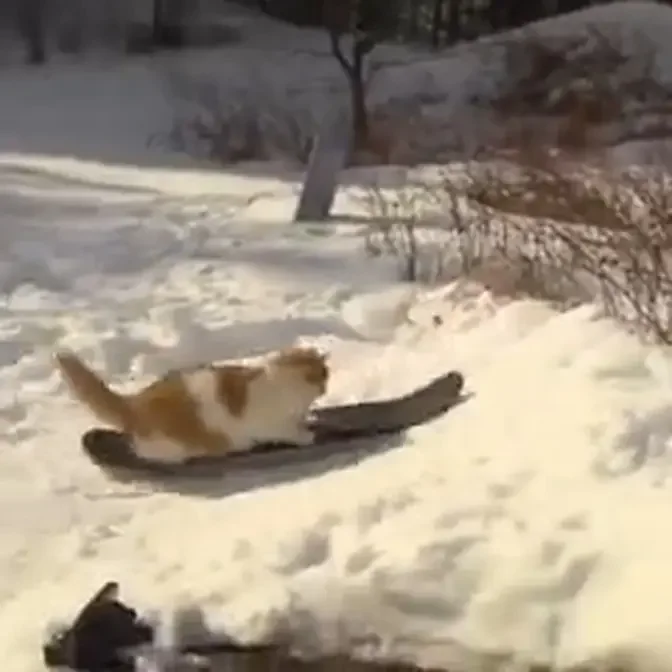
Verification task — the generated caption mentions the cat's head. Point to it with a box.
[269,346,330,394]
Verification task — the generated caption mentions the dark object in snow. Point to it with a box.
[79,370,468,483]
[42,581,154,671]
[42,583,280,671]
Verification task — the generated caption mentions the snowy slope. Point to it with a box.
[3,2,672,671]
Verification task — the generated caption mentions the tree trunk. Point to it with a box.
[351,40,369,145]
[324,0,379,151]
[152,0,189,49]
[17,0,47,64]
[446,0,462,44]
[152,0,164,44]
[405,0,420,40]
[328,29,375,150]
[431,0,445,47]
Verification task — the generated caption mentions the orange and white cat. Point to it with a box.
[54,346,329,463]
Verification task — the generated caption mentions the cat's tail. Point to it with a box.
[54,350,136,431]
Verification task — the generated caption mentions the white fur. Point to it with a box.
[133,360,319,462]
[246,363,317,446]
[134,435,190,463]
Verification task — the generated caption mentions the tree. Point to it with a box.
[323,0,394,149]
[152,0,165,44]
[432,0,447,47]
[16,0,47,64]
[152,0,191,49]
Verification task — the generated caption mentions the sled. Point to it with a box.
[81,370,466,482]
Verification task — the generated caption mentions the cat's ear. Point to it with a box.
[274,346,329,387]
[302,345,329,361]
[307,346,329,362]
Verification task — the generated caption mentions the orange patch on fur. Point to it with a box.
[131,376,233,456]
[214,365,263,417]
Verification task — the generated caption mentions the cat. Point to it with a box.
[54,346,330,464]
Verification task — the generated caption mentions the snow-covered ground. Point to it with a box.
[5,2,672,671]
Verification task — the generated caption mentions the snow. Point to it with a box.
[4,2,672,671]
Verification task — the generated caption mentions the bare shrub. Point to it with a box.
[149,72,319,165]
[470,153,672,342]
[352,99,473,166]
[358,179,449,282]
[357,167,587,304]
[149,59,470,168]
[357,149,672,343]
[351,24,672,167]
[472,24,672,152]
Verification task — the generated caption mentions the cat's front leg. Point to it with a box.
[277,422,315,447]
[134,437,191,463]
[292,426,316,446]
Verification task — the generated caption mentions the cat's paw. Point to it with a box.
[134,442,189,464]
[287,426,316,446]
